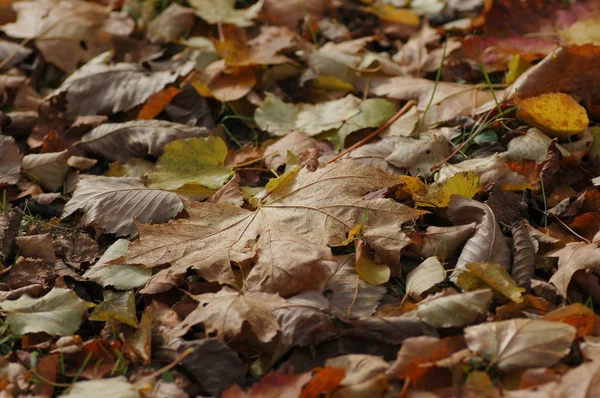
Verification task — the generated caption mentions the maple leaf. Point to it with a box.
[118,161,424,289]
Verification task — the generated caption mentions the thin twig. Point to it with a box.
[551,214,591,244]
[327,100,417,164]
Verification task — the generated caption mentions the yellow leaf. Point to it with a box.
[265,167,299,194]
[309,75,355,92]
[456,271,487,292]
[340,224,363,246]
[516,93,589,138]
[146,137,233,191]
[373,5,420,25]
[505,55,530,85]
[356,239,390,285]
[466,262,525,303]
[415,172,480,208]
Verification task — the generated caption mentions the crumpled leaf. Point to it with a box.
[61,377,139,398]
[464,319,576,371]
[418,289,493,328]
[190,0,264,27]
[0,0,133,73]
[417,223,477,262]
[325,257,386,317]
[90,290,137,328]
[448,196,512,274]
[466,262,525,303]
[146,136,233,192]
[21,150,69,191]
[506,128,569,162]
[0,208,23,261]
[383,133,450,178]
[0,135,20,185]
[46,52,194,119]
[0,287,90,336]
[84,239,151,290]
[76,120,210,162]
[405,257,446,299]
[511,222,536,288]
[63,177,183,236]
[119,161,423,287]
[516,93,588,138]
[171,287,287,343]
[263,132,319,170]
[547,242,600,296]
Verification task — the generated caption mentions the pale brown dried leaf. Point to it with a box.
[547,242,600,296]
[419,223,477,261]
[15,234,56,262]
[418,289,493,328]
[263,132,318,171]
[448,196,512,275]
[146,3,195,44]
[464,319,576,371]
[76,120,210,162]
[207,174,244,207]
[21,150,70,191]
[0,208,22,261]
[0,135,21,186]
[62,177,183,236]
[511,222,536,288]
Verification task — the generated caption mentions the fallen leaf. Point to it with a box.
[137,87,181,120]
[547,242,600,296]
[63,177,183,236]
[447,196,512,274]
[76,120,210,162]
[120,161,422,286]
[505,128,569,162]
[61,377,140,398]
[190,0,264,27]
[0,287,90,336]
[263,132,319,170]
[22,150,69,191]
[417,223,477,262]
[511,222,536,288]
[418,289,493,328]
[171,287,287,343]
[415,172,480,208]
[262,0,329,28]
[300,367,345,398]
[325,354,390,398]
[254,93,298,137]
[0,135,20,185]
[146,136,234,191]
[0,207,22,260]
[516,93,589,138]
[466,262,525,303]
[435,154,527,190]
[145,3,195,44]
[107,158,154,178]
[223,371,311,398]
[208,174,245,207]
[355,239,390,286]
[542,303,596,338]
[464,319,576,371]
[45,52,194,119]
[405,257,446,299]
[16,233,56,262]
[383,133,450,178]
[89,290,138,327]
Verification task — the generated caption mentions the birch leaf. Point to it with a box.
[405,257,446,299]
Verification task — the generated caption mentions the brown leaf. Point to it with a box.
[541,303,596,339]
[547,242,600,296]
[0,135,20,185]
[0,0,133,72]
[263,132,319,171]
[171,287,287,343]
[54,233,101,270]
[145,3,195,44]
[21,150,70,191]
[325,354,390,398]
[511,222,536,288]
[76,120,210,162]
[46,53,194,119]
[207,174,244,207]
[417,289,493,328]
[0,207,22,261]
[448,196,512,275]
[15,234,56,262]
[464,319,576,371]
[262,0,330,28]
[300,367,345,398]
[2,258,55,291]
[325,257,386,318]
[62,177,183,236]
[417,223,477,262]
[223,371,312,398]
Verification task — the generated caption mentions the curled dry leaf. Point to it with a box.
[0,207,23,260]
[435,155,527,190]
[547,242,600,297]
[447,196,512,275]
[464,319,576,371]
[0,287,90,336]
[417,223,477,262]
[355,239,390,286]
[171,287,286,343]
[511,222,536,288]
[418,289,493,328]
[63,177,183,236]
[0,135,20,185]
[15,233,56,262]
[263,132,319,170]
[89,290,137,327]
[21,150,70,191]
[384,134,450,178]
[405,257,446,299]
[46,53,194,119]
[120,161,422,286]
[76,120,210,162]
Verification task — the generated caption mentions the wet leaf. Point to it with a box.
[0,287,90,336]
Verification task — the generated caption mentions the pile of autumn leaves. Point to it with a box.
[3,0,600,396]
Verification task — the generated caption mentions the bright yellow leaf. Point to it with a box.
[516,93,589,138]
[505,55,530,85]
[355,239,390,285]
[309,75,355,92]
[372,5,420,25]
[415,172,480,208]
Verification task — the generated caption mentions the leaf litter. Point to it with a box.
[1,0,600,396]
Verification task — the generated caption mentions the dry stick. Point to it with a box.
[326,100,417,164]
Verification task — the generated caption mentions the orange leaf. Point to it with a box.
[542,303,596,338]
[138,87,180,120]
[495,295,554,321]
[213,24,250,65]
[516,93,589,138]
[34,354,59,397]
[300,367,345,398]
[223,372,312,398]
[569,212,600,242]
